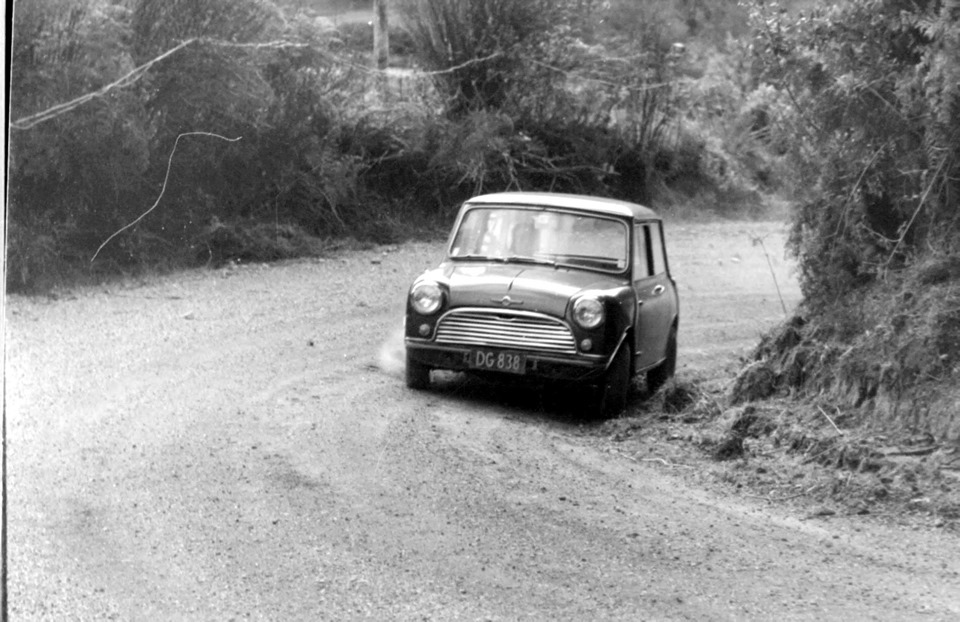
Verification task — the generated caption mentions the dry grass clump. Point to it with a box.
[693,398,959,525]
[605,376,959,527]
[196,220,331,266]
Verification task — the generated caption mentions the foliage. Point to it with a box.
[7,0,365,290]
[395,0,601,115]
[393,0,727,203]
[129,0,283,236]
[7,0,771,292]
[8,0,151,288]
[603,0,803,44]
[738,0,960,441]
[747,0,960,304]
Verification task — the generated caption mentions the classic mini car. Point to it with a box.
[404,192,679,417]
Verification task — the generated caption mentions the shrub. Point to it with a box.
[396,0,600,116]
[195,219,328,265]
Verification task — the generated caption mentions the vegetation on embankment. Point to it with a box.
[728,0,960,444]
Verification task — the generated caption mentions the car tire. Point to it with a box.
[646,323,677,394]
[597,344,631,418]
[405,351,431,390]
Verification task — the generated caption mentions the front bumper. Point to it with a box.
[405,340,613,383]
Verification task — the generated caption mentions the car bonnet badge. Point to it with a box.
[494,295,524,307]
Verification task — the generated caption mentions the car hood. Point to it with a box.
[434,262,627,317]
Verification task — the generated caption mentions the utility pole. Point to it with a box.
[373,0,389,71]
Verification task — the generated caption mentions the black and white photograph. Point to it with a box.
[4,0,960,619]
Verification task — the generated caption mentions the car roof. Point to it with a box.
[465,192,659,220]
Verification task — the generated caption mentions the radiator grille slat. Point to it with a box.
[435,310,577,354]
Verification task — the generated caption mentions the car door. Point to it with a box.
[632,221,677,370]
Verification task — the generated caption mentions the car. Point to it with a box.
[404,191,679,417]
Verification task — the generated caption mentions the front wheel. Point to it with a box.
[646,324,677,394]
[405,350,431,390]
[597,345,631,418]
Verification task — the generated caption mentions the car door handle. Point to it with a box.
[652,285,665,296]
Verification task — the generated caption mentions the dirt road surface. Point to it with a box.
[6,221,960,620]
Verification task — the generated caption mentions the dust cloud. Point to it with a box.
[377,325,406,377]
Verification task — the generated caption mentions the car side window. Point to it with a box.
[633,225,651,278]
[648,222,666,276]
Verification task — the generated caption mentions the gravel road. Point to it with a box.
[5,221,960,620]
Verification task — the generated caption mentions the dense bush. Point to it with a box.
[7,0,373,290]
[8,0,771,292]
[747,0,960,304]
[8,0,152,287]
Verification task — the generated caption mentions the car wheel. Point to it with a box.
[597,344,631,418]
[405,351,431,390]
[646,323,677,394]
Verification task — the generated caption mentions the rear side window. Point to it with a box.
[648,222,666,276]
[633,225,650,277]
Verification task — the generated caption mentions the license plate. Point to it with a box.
[466,349,526,375]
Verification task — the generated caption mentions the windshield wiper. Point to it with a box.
[453,253,499,261]
[453,254,556,267]
[503,255,557,267]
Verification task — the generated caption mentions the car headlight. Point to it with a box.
[573,297,605,329]
[411,281,444,315]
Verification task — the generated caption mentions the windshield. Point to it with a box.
[449,206,629,273]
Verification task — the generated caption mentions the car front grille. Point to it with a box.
[434,309,577,354]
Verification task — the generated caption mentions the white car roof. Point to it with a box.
[465,192,660,220]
